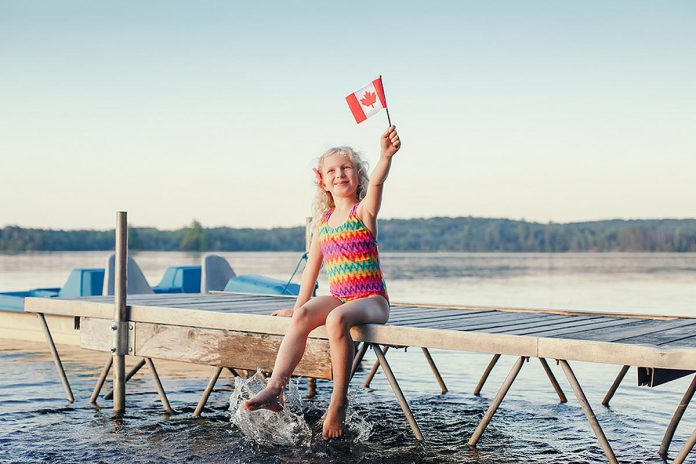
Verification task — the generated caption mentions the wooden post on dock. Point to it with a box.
[304,216,318,398]
[113,211,128,414]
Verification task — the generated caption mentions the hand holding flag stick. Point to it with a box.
[381,125,401,158]
[346,75,392,126]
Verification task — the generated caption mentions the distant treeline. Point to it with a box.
[2,218,696,252]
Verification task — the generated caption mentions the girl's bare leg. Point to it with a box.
[322,295,389,439]
[243,296,342,411]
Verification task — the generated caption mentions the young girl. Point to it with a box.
[243,126,401,440]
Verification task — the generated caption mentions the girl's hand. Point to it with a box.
[272,308,294,317]
[380,125,401,159]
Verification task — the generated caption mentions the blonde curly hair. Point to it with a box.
[312,146,370,226]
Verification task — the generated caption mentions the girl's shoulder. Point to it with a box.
[354,201,378,237]
[354,201,367,220]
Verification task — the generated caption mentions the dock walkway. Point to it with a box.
[25,292,696,463]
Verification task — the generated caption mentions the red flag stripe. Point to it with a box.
[345,93,367,124]
[372,78,387,108]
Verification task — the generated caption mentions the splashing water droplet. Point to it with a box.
[229,371,312,447]
[229,370,373,446]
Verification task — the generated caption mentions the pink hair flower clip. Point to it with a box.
[312,167,322,186]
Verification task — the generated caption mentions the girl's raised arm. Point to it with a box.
[360,126,401,221]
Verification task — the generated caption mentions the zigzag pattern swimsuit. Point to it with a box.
[318,204,388,304]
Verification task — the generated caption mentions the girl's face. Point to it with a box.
[321,154,358,198]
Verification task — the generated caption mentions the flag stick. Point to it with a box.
[380,74,393,127]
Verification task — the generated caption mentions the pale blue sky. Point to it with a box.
[1,1,694,229]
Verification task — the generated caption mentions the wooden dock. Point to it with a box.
[24,292,696,463]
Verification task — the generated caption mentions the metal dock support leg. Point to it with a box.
[145,358,173,413]
[104,358,146,400]
[468,356,526,447]
[194,366,223,417]
[539,358,567,403]
[37,312,74,403]
[371,344,424,441]
[659,374,696,458]
[473,353,501,396]
[602,365,630,407]
[112,211,128,414]
[559,360,618,464]
[90,357,113,404]
[674,428,695,464]
[364,345,389,387]
[421,347,448,394]
[350,342,369,381]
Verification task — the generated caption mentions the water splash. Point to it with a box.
[229,371,373,446]
[229,371,312,446]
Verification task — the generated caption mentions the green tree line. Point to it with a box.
[1,218,696,252]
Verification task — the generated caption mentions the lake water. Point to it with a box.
[1,252,695,463]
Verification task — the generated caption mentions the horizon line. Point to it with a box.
[3,215,696,232]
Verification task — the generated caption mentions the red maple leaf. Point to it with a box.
[360,91,377,108]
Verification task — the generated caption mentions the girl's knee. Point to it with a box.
[325,311,349,339]
[290,305,313,328]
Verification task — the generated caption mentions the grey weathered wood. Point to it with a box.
[561,319,696,342]
[24,294,696,370]
[133,322,333,379]
[559,360,617,464]
[539,318,656,340]
[659,374,696,458]
[394,312,551,329]
[388,309,513,325]
[484,316,603,334]
[619,321,696,346]
[510,317,638,338]
[429,314,597,332]
[537,337,695,370]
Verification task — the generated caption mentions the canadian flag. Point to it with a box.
[345,77,387,124]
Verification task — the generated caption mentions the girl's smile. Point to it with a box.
[322,154,357,196]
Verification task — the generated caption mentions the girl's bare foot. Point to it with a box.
[322,403,347,440]
[242,384,284,412]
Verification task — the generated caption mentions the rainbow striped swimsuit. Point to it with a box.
[318,204,387,303]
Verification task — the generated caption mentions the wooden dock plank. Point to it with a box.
[22,294,696,371]
[79,317,333,379]
[397,314,558,330]
[512,317,642,338]
[554,319,696,343]
[388,310,531,326]
[470,316,603,334]
[616,321,696,346]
